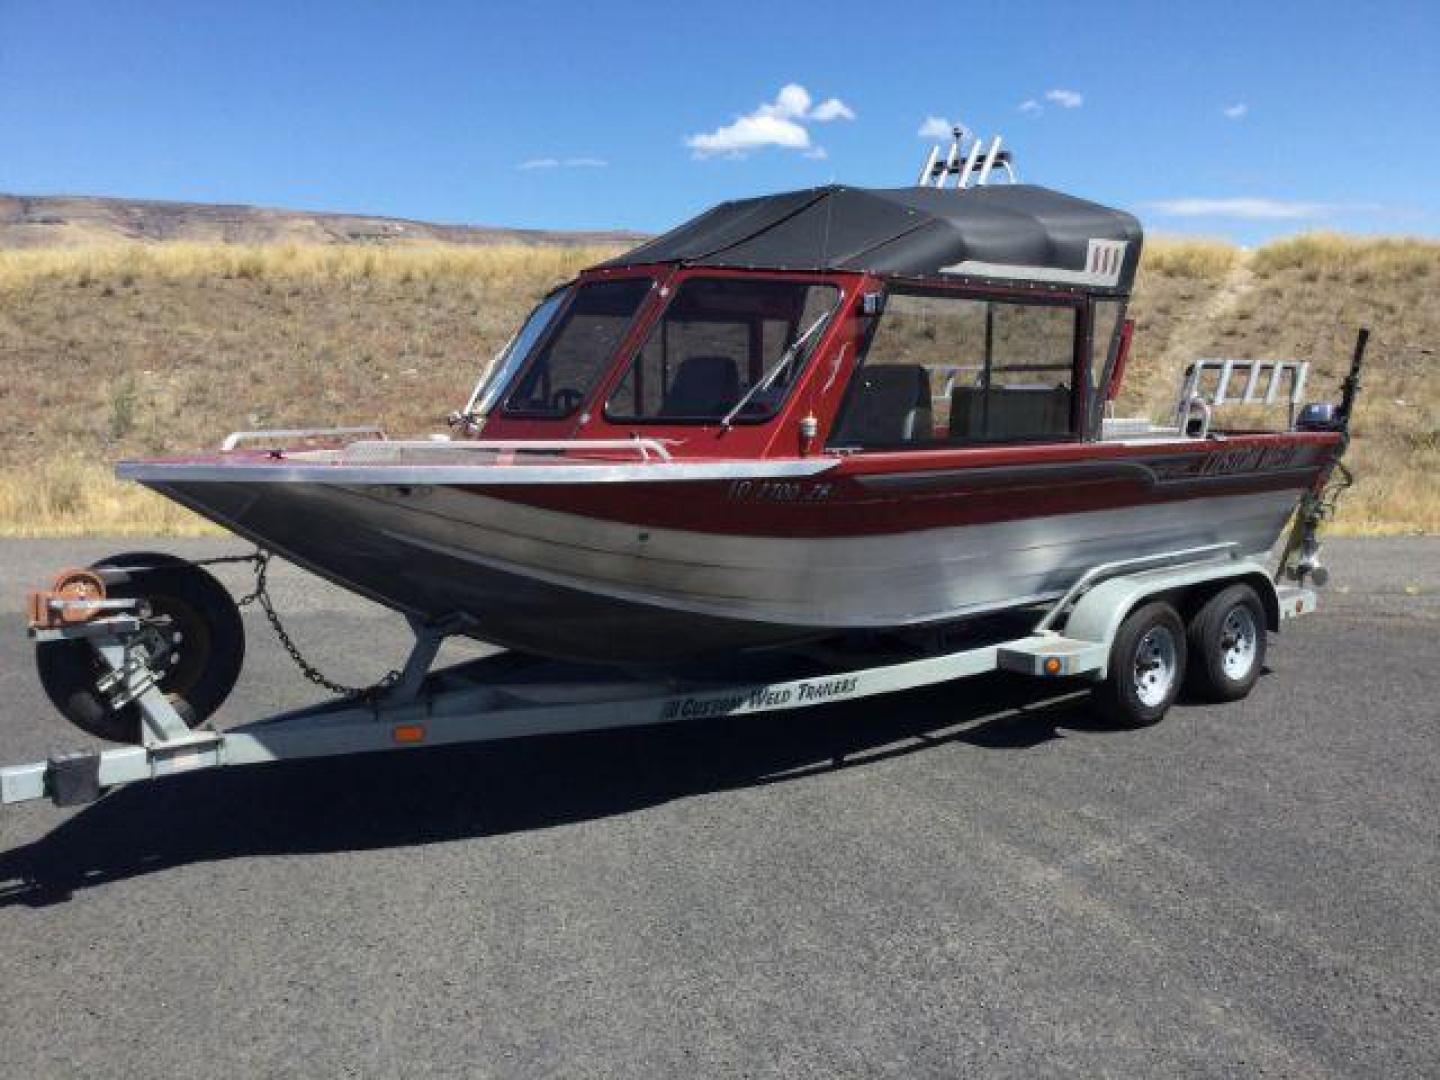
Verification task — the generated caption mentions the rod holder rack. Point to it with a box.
[917,126,1016,189]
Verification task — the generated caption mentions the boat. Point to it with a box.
[114,130,1354,667]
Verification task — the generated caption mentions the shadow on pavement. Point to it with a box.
[0,674,1130,906]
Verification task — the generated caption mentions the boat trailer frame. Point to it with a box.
[1,545,1316,809]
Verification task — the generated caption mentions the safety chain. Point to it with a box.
[1278,459,1355,582]
[1315,459,1356,520]
[213,550,399,700]
[1294,459,1355,539]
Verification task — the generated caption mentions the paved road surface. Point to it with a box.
[0,538,1437,1077]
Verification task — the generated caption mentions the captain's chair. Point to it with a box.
[660,355,741,417]
[835,364,934,445]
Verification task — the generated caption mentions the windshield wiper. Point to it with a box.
[720,308,834,429]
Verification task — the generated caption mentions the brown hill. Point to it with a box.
[0,193,644,249]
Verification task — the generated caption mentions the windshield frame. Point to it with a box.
[499,274,656,421]
[601,274,844,427]
[466,283,572,421]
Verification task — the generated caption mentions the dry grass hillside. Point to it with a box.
[0,235,1435,536]
[1124,235,1439,532]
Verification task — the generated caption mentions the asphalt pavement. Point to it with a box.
[0,537,1437,1078]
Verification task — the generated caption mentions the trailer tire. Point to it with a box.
[35,553,245,744]
[1185,583,1266,702]
[1092,601,1186,727]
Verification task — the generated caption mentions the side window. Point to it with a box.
[1087,299,1125,432]
[829,291,1078,448]
[503,278,652,417]
[473,287,570,418]
[979,302,1076,440]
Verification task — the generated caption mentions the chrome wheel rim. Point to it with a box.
[1219,605,1259,681]
[1133,625,1178,708]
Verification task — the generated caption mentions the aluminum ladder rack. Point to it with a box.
[1175,358,1311,434]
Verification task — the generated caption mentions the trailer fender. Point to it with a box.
[1063,558,1279,678]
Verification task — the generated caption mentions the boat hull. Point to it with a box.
[134,453,1321,663]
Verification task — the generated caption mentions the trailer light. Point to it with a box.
[392,724,426,744]
[26,569,108,629]
[1044,657,1063,675]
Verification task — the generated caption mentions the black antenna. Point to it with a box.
[1336,327,1369,431]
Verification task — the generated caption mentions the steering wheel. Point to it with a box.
[551,388,583,413]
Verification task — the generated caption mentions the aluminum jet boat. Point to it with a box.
[117,132,1352,665]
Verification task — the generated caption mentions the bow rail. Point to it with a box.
[335,438,675,464]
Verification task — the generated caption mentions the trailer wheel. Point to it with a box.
[1184,583,1266,702]
[35,553,245,744]
[1092,601,1186,727]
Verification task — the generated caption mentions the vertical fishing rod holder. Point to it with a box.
[916,125,1016,189]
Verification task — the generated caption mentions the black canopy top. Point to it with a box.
[600,183,1143,295]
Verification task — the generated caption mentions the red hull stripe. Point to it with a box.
[467,442,1334,537]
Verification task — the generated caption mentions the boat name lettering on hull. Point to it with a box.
[728,480,834,503]
[1201,444,1303,476]
[658,675,861,720]
[1148,443,1311,482]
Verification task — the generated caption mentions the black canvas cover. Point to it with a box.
[602,184,1143,295]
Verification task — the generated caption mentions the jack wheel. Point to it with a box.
[1092,601,1186,727]
[35,552,245,744]
[1185,583,1266,702]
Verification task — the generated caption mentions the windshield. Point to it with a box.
[502,277,653,418]
[605,277,840,423]
[470,286,570,418]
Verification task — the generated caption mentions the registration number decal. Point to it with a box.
[727,480,834,503]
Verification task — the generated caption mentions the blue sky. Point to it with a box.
[1,0,1436,243]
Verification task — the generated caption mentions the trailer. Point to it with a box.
[2,543,1316,810]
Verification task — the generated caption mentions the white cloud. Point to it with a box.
[1222,102,1249,120]
[766,83,812,119]
[1045,88,1084,108]
[917,116,957,140]
[1146,197,1345,220]
[518,157,608,170]
[1018,99,1043,115]
[810,97,855,122]
[686,84,856,158]
[687,114,811,157]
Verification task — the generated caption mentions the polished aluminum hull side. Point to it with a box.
[132,472,1303,664]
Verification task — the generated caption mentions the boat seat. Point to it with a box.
[950,384,1071,439]
[839,364,933,444]
[661,355,740,417]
